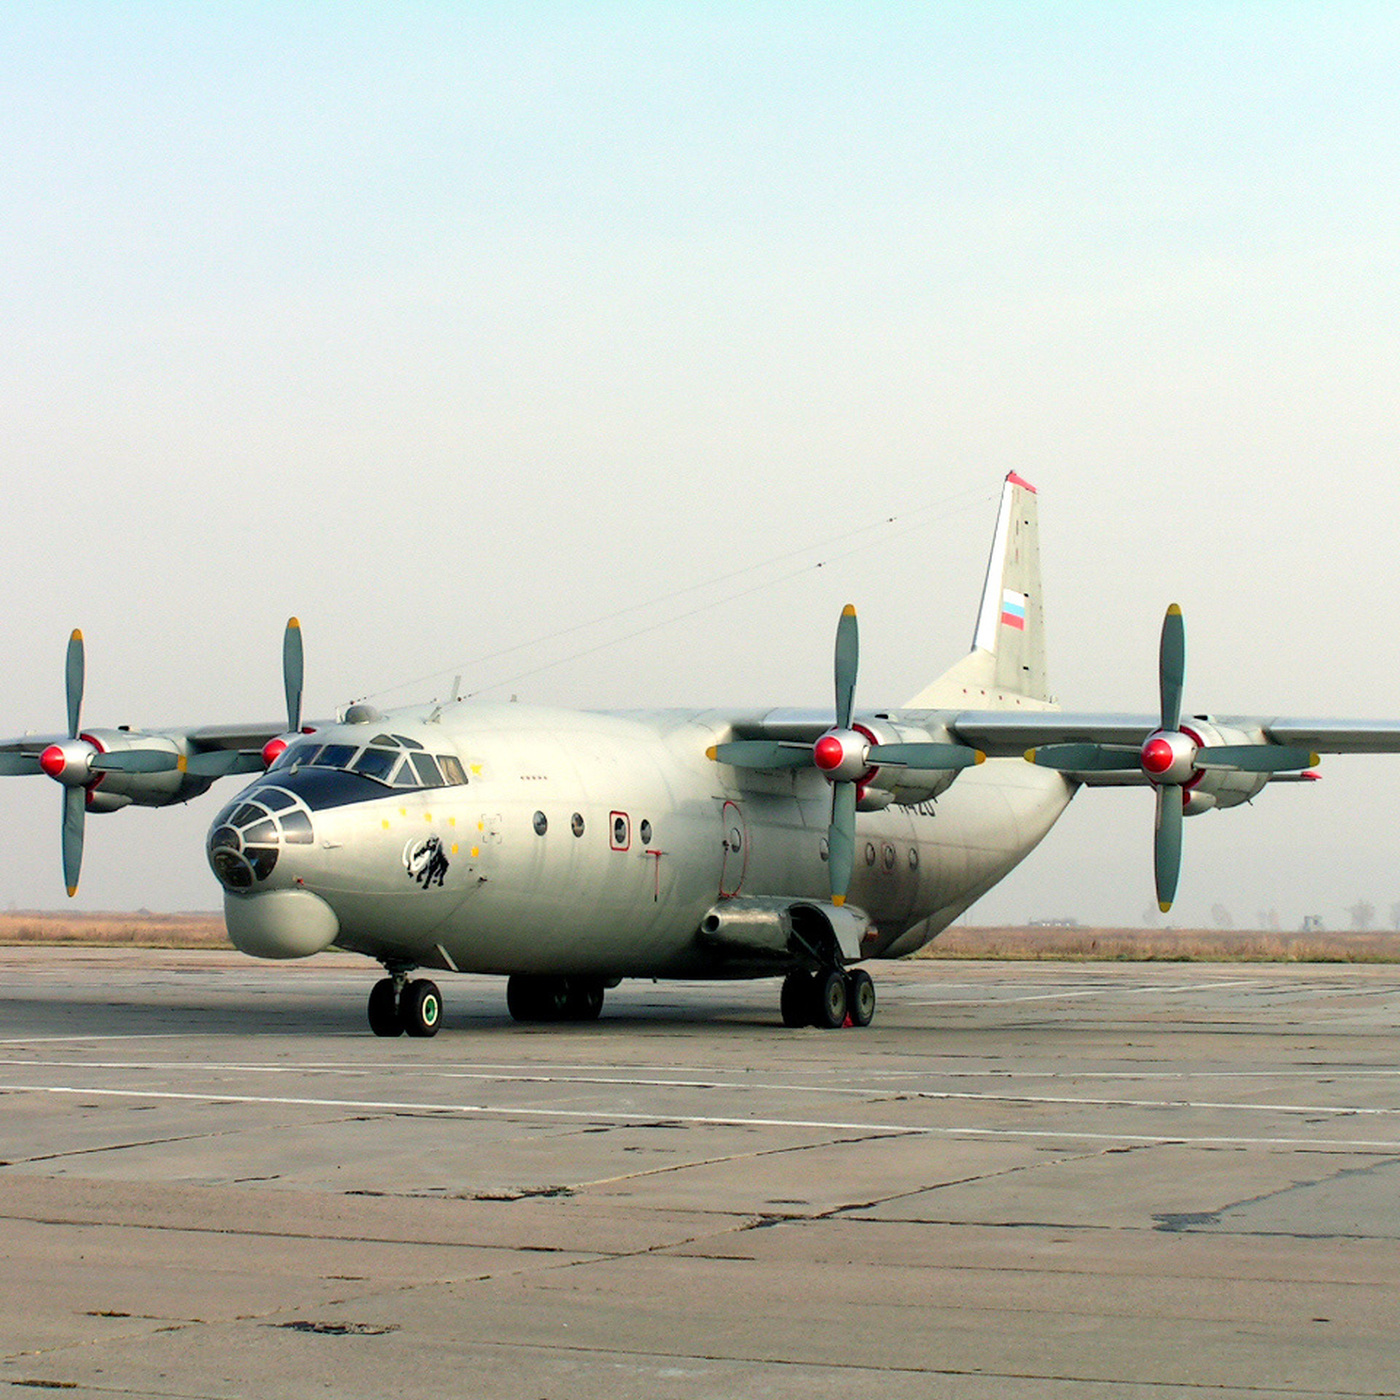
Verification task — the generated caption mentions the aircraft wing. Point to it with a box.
[1,619,309,893]
[946,711,1400,757]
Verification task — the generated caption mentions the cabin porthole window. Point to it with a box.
[908,847,920,870]
[864,842,877,867]
[533,811,548,836]
[882,843,896,871]
[639,819,652,846]
[571,812,585,838]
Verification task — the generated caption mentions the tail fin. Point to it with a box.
[903,473,1051,709]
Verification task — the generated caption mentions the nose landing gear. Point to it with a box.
[367,968,442,1038]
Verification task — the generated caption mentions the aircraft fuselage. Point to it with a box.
[209,702,1074,981]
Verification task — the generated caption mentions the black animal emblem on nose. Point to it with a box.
[404,835,449,889]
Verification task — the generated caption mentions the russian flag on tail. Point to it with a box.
[1000,588,1028,631]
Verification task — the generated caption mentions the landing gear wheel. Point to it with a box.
[506,974,539,1022]
[402,979,442,1038]
[845,968,875,1027]
[564,978,605,1021]
[780,971,814,1027]
[813,969,848,1029]
[367,977,404,1037]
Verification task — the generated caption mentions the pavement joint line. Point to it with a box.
[4,1061,1398,1118]
[454,1337,1400,1394]
[919,978,1268,1005]
[6,1082,1400,1149]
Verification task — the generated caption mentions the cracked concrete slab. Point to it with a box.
[3,950,1400,1398]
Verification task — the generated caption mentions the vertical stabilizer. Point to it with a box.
[903,473,1051,708]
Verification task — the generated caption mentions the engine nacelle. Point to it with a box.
[75,730,214,807]
[85,791,133,814]
[1179,719,1271,812]
[854,719,963,806]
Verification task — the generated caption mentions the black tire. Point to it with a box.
[564,978,605,1021]
[402,979,442,1038]
[813,969,848,1029]
[780,971,813,1028]
[846,968,875,1027]
[506,974,536,1022]
[367,977,404,1037]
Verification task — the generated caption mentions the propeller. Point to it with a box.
[1027,605,1318,912]
[708,604,984,907]
[284,616,303,734]
[16,618,307,895]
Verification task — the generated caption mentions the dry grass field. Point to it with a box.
[922,923,1400,962]
[0,911,1396,961]
[0,910,227,948]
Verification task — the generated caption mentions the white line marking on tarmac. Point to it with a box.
[917,978,1265,1005]
[5,1060,1396,1117]
[5,1082,1400,1151]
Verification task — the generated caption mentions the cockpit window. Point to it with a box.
[270,731,469,791]
[273,742,319,770]
[352,747,398,781]
[410,752,445,788]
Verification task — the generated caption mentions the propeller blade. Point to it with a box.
[62,786,85,897]
[828,780,857,906]
[184,749,267,777]
[866,742,984,770]
[0,752,42,776]
[1026,743,1142,772]
[707,740,812,770]
[65,629,84,740]
[1192,744,1319,773]
[834,605,858,731]
[1154,785,1184,912]
[1159,604,1185,733]
[90,750,181,774]
[283,617,304,733]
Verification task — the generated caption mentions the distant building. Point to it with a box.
[1301,914,1325,932]
[1028,918,1079,928]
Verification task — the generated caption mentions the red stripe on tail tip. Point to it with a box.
[1006,471,1037,493]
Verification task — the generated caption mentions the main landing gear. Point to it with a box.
[367,970,443,1038]
[506,974,605,1023]
[780,966,876,1029]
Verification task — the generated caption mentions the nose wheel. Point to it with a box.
[367,973,442,1037]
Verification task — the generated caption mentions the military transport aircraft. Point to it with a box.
[5,473,1400,1035]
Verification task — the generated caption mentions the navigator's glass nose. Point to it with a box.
[206,785,315,892]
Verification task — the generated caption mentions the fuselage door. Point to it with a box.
[719,799,748,897]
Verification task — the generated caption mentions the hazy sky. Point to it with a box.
[3,5,1399,929]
